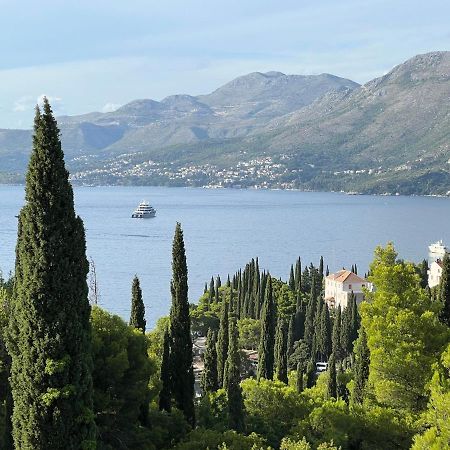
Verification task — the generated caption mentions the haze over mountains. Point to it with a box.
[0,51,449,194]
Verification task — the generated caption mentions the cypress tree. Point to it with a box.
[332,306,342,360]
[349,294,360,347]
[224,314,245,432]
[209,277,214,305]
[304,277,317,349]
[305,359,316,388]
[294,257,302,292]
[296,362,304,393]
[8,100,95,449]
[326,265,329,276]
[215,275,221,303]
[336,362,349,403]
[159,329,171,412]
[352,327,370,405]
[289,265,295,291]
[287,314,295,358]
[168,222,195,426]
[129,275,146,332]
[201,329,219,394]
[217,299,229,387]
[327,353,337,399]
[319,256,324,281]
[275,319,288,384]
[316,302,332,361]
[302,266,310,294]
[439,253,450,327]
[257,276,276,381]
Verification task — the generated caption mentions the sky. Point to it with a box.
[0,0,449,129]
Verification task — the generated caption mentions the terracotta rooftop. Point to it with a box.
[326,269,367,284]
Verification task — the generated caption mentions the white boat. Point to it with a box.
[131,201,156,218]
[429,240,447,255]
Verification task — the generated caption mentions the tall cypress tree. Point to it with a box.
[289,265,295,291]
[352,327,370,405]
[296,362,304,393]
[168,223,195,426]
[159,329,171,412]
[304,278,317,350]
[332,306,342,360]
[275,319,288,384]
[217,299,229,387]
[257,276,276,381]
[305,359,316,388]
[224,314,245,432]
[327,353,337,399]
[439,253,450,327]
[129,275,146,332]
[201,329,219,393]
[8,100,95,449]
[294,257,302,292]
[287,314,295,358]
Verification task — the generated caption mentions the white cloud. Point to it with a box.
[101,102,121,113]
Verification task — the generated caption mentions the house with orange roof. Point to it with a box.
[324,269,371,309]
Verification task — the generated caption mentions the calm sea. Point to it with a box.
[1,185,449,328]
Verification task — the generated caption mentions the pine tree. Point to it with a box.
[327,353,337,399]
[296,362,304,393]
[168,223,195,426]
[275,319,288,383]
[439,253,450,327]
[352,327,370,405]
[305,359,316,388]
[8,100,95,449]
[201,329,219,393]
[159,329,171,412]
[217,299,229,387]
[129,275,146,332]
[257,276,276,381]
[224,314,245,432]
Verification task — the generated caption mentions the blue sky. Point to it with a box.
[1,0,449,128]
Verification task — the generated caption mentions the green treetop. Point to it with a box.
[129,275,146,332]
[438,253,450,327]
[7,100,96,449]
[361,243,449,412]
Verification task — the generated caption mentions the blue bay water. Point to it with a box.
[1,185,449,328]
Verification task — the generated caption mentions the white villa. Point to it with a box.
[427,240,448,288]
[324,269,371,309]
[428,260,443,288]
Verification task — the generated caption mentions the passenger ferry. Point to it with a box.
[131,201,156,218]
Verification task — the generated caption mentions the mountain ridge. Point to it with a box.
[0,51,449,195]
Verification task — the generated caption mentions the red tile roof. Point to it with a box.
[326,269,367,284]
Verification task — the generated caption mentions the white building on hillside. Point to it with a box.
[428,260,443,288]
[324,269,371,309]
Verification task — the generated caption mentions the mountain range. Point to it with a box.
[0,51,449,194]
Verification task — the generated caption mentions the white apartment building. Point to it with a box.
[324,269,370,309]
[428,260,443,288]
